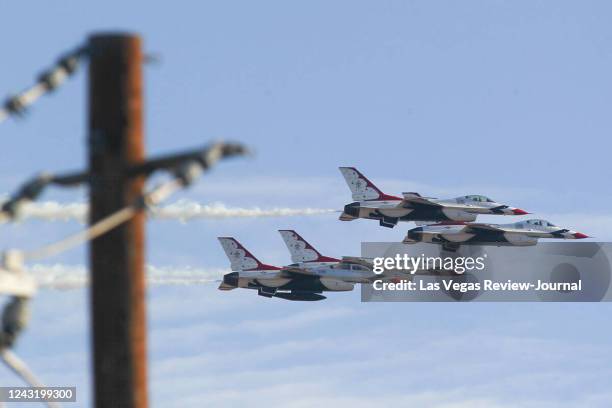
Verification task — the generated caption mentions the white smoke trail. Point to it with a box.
[6,200,335,223]
[17,201,87,222]
[27,264,229,290]
[151,200,336,221]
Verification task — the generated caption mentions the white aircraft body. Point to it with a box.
[404,219,588,251]
[339,167,528,228]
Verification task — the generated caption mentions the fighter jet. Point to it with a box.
[403,219,589,251]
[339,167,529,228]
[218,236,375,301]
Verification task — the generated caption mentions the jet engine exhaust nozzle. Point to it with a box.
[342,202,360,218]
[223,272,240,287]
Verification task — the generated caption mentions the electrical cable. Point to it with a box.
[0,46,86,125]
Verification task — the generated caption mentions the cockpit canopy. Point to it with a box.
[524,219,557,227]
[464,195,495,203]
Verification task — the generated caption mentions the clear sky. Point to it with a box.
[1,1,612,407]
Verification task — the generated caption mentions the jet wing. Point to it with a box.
[412,225,471,239]
[400,193,476,211]
[281,266,320,277]
[401,192,442,207]
[465,224,544,236]
[419,229,459,239]
[464,223,504,233]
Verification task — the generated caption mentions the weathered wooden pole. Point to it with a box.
[88,32,147,408]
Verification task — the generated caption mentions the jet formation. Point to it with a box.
[218,230,407,301]
[217,166,588,301]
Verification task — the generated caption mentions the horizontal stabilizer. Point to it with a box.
[339,212,357,221]
[218,282,236,291]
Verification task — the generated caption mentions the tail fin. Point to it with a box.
[338,167,401,201]
[278,230,340,263]
[217,237,280,271]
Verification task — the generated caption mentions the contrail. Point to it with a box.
[27,264,229,290]
[13,201,86,222]
[151,200,336,221]
[4,200,336,223]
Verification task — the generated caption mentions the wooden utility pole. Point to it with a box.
[88,33,147,408]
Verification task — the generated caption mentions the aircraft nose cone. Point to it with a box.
[512,208,529,215]
[573,232,589,239]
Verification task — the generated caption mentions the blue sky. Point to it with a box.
[1,1,612,407]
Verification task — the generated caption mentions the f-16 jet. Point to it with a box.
[217,236,379,301]
[339,167,528,228]
[403,219,589,251]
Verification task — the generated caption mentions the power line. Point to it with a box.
[3,142,247,262]
[0,142,249,222]
[22,178,181,262]
[0,46,87,124]
[0,349,60,408]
